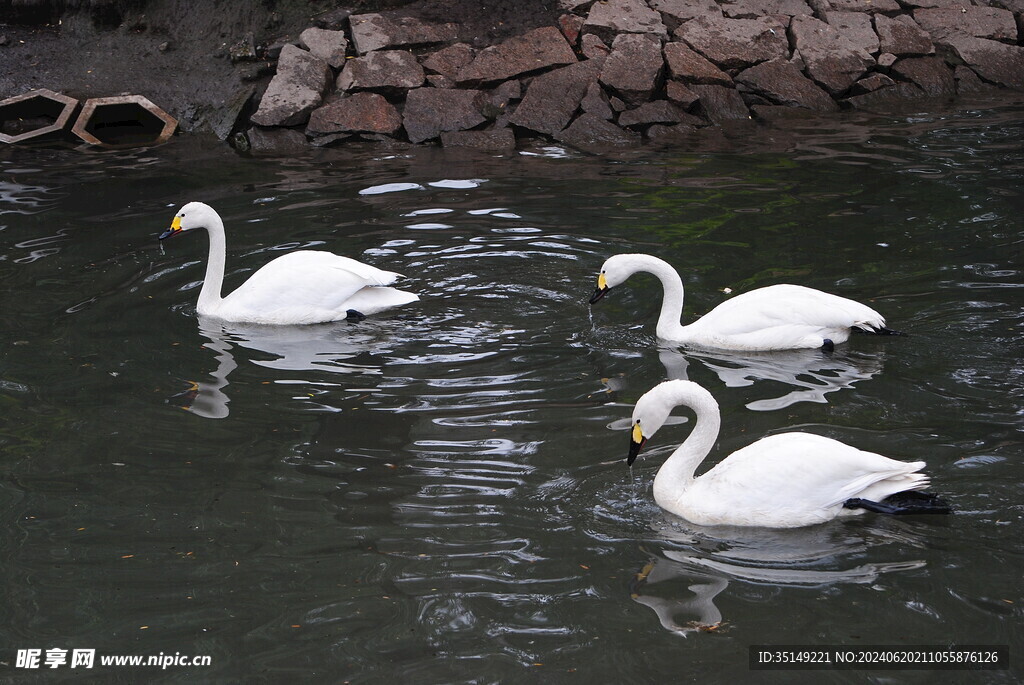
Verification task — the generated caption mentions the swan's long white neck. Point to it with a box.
[196,210,227,315]
[649,382,721,506]
[621,255,689,341]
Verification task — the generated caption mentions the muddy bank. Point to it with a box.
[2,0,1023,151]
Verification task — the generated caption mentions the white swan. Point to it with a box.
[159,202,418,324]
[590,253,898,351]
[626,380,949,528]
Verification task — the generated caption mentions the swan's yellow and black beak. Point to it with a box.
[159,216,182,241]
[627,421,646,466]
[589,272,609,304]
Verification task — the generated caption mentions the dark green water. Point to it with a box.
[1,100,1022,683]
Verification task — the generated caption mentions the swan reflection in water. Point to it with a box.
[176,317,391,418]
[658,346,883,411]
[630,518,930,637]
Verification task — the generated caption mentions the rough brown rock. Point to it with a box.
[618,100,700,127]
[691,84,750,122]
[826,12,878,56]
[299,28,349,69]
[456,27,578,85]
[941,36,1024,90]
[666,80,700,108]
[599,33,665,106]
[790,15,874,94]
[734,59,839,111]
[508,58,605,134]
[874,15,934,56]
[675,16,789,70]
[663,42,733,85]
[581,81,614,120]
[843,82,924,109]
[721,0,813,19]
[555,112,640,151]
[890,56,956,97]
[849,72,896,95]
[582,0,668,42]
[251,45,332,127]
[825,0,900,10]
[440,128,516,150]
[581,34,611,59]
[913,7,1018,44]
[348,13,459,54]
[337,50,425,93]
[245,126,309,154]
[558,13,586,45]
[649,0,723,22]
[307,92,402,135]
[402,87,488,143]
[421,43,475,79]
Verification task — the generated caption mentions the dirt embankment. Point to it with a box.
[0,0,557,136]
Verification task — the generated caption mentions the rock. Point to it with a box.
[581,81,614,120]
[422,43,475,78]
[876,52,897,68]
[649,0,722,22]
[559,13,586,45]
[890,56,956,97]
[489,80,522,110]
[228,33,258,63]
[251,44,332,127]
[618,100,697,127]
[941,36,1024,90]
[790,15,874,94]
[691,84,750,122]
[299,28,349,69]
[348,12,459,54]
[402,87,488,143]
[555,112,640,151]
[849,72,896,95]
[210,85,256,141]
[441,128,517,150]
[582,0,668,42]
[721,0,813,19]
[581,34,611,59]
[843,82,924,109]
[427,74,456,88]
[953,65,997,95]
[457,26,578,85]
[675,16,789,70]
[666,80,700,108]
[245,126,309,154]
[826,12,878,56]
[874,15,933,56]
[337,50,425,93]
[646,123,699,144]
[307,92,403,135]
[914,7,1017,44]
[825,0,899,10]
[663,42,732,85]
[734,59,839,111]
[599,33,664,106]
[509,58,604,135]
[312,8,352,31]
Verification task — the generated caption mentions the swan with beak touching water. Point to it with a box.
[590,253,900,351]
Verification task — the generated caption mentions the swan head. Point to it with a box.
[159,201,217,240]
[589,254,653,305]
[627,380,716,466]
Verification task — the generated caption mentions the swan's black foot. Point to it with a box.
[821,338,835,352]
[844,491,952,515]
[346,309,366,323]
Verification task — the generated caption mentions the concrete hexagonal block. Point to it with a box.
[0,89,79,144]
[72,95,178,148]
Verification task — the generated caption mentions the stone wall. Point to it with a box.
[241,0,1024,153]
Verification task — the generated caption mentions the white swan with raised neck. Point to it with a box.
[159,202,418,325]
[627,380,947,528]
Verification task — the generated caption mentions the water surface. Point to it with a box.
[1,99,1022,683]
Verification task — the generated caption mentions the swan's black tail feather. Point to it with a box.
[853,325,906,337]
[844,491,952,515]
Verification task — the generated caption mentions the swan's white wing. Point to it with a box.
[686,285,885,348]
[218,251,411,324]
[682,433,926,527]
